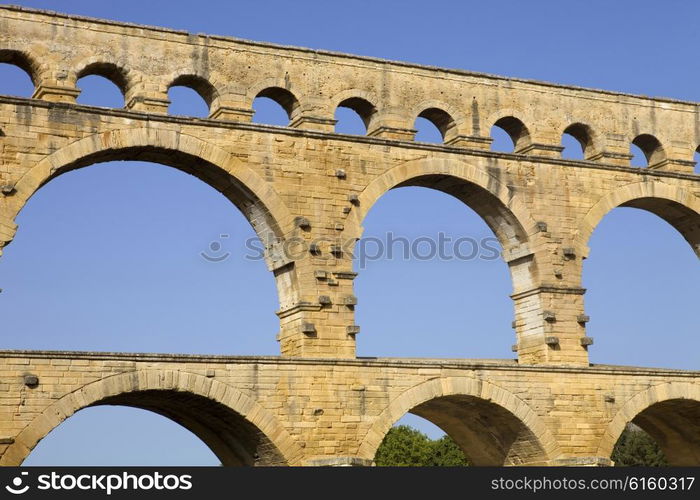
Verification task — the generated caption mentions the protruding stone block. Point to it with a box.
[23,374,39,387]
[300,323,316,335]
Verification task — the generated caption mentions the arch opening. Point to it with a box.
[354,166,535,359]
[375,416,469,466]
[562,123,593,160]
[490,116,529,153]
[25,406,220,466]
[77,62,128,98]
[584,203,700,368]
[610,423,668,466]
[252,87,298,125]
[0,50,36,97]
[613,399,700,466]
[12,372,298,466]
[363,379,554,466]
[631,134,665,167]
[414,108,455,143]
[355,184,515,358]
[168,75,216,117]
[0,136,292,354]
[76,74,125,108]
[335,97,376,134]
[694,147,699,174]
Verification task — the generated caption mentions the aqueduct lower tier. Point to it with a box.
[2,352,700,466]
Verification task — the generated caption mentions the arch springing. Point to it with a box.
[491,116,530,153]
[414,108,456,143]
[631,134,665,167]
[253,87,299,124]
[0,49,39,84]
[168,74,218,117]
[335,97,377,134]
[77,62,129,97]
[0,50,38,97]
[562,123,594,160]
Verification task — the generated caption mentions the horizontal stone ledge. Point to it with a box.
[0,349,699,377]
[511,285,587,300]
[550,457,613,467]
[275,302,323,318]
[303,457,374,467]
[332,270,358,280]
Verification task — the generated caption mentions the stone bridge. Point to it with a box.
[0,5,698,466]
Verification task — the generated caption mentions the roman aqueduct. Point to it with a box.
[0,5,699,465]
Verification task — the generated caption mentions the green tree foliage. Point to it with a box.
[376,423,667,467]
[612,425,668,466]
[428,434,469,466]
[374,425,468,466]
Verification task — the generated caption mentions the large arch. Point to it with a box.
[351,158,540,288]
[576,181,700,258]
[0,369,304,466]
[8,127,294,267]
[358,377,559,465]
[597,382,700,465]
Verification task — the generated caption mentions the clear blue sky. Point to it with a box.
[0,0,698,465]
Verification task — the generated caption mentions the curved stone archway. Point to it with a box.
[358,377,560,466]
[349,158,545,362]
[351,157,540,286]
[11,127,294,240]
[3,126,301,312]
[576,181,700,258]
[354,158,537,244]
[0,369,304,466]
[597,382,700,466]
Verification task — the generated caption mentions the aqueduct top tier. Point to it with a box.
[0,5,698,365]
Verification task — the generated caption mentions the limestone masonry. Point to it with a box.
[0,6,698,466]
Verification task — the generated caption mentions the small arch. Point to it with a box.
[358,377,559,465]
[252,87,299,125]
[336,97,377,134]
[414,108,456,143]
[76,62,130,98]
[76,74,125,108]
[0,49,40,84]
[631,134,665,167]
[0,49,38,96]
[694,146,699,174]
[167,74,218,117]
[0,370,304,466]
[562,123,594,160]
[491,116,530,153]
[598,382,700,466]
